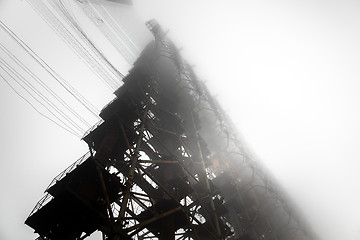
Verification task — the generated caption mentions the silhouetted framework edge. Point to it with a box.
[25,20,317,240]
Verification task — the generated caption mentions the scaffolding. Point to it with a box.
[25,20,316,240]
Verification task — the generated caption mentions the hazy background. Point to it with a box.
[1,0,360,239]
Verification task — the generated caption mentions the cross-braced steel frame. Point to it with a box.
[26,20,317,240]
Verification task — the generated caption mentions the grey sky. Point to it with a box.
[1,0,360,239]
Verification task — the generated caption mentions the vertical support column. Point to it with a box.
[95,130,119,165]
[158,133,178,240]
[191,112,222,238]
[118,108,148,221]
[96,166,115,221]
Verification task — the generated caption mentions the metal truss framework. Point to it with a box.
[26,20,316,240]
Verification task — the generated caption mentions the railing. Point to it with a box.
[28,193,53,217]
[28,152,92,217]
[82,119,104,139]
[46,151,91,191]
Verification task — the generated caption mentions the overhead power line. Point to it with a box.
[0,43,92,129]
[0,74,81,138]
[25,0,123,91]
[0,58,86,134]
[75,0,138,65]
[92,1,140,53]
[0,20,100,119]
[48,0,123,87]
[0,61,83,137]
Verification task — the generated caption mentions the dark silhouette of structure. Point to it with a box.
[26,20,316,240]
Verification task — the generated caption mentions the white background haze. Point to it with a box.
[0,0,360,240]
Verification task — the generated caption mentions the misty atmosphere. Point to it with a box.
[1,0,360,240]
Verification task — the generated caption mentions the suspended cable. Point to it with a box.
[25,0,121,90]
[52,0,124,87]
[75,0,136,65]
[0,74,81,138]
[0,20,100,119]
[91,1,138,58]
[48,0,123,88]
[41,0,119,89]
[0,64,82,138]
[0,58,86,135]
[92,0,140,53]
[0,43,92,129]
[27,0,116,90]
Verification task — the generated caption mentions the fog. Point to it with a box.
[133,1,360,239]
[1,0,360,239]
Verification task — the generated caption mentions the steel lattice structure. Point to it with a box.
[26,20,317,240]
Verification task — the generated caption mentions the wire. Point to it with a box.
[93,1,140,53]
[27,0,113,90]
[0,20,100,119]
[0,74,81,138]
[0,58,85,135]
[30,0,116,90]
[25,0,122,91]
[49,0,123,87]
[0,65,82,138]
[92,1,139,56]
[0,43,92,129]
[75,0,137,65]
[60,0,125,76]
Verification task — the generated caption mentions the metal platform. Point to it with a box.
[26,20,317,240]
[26,156,123,240]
